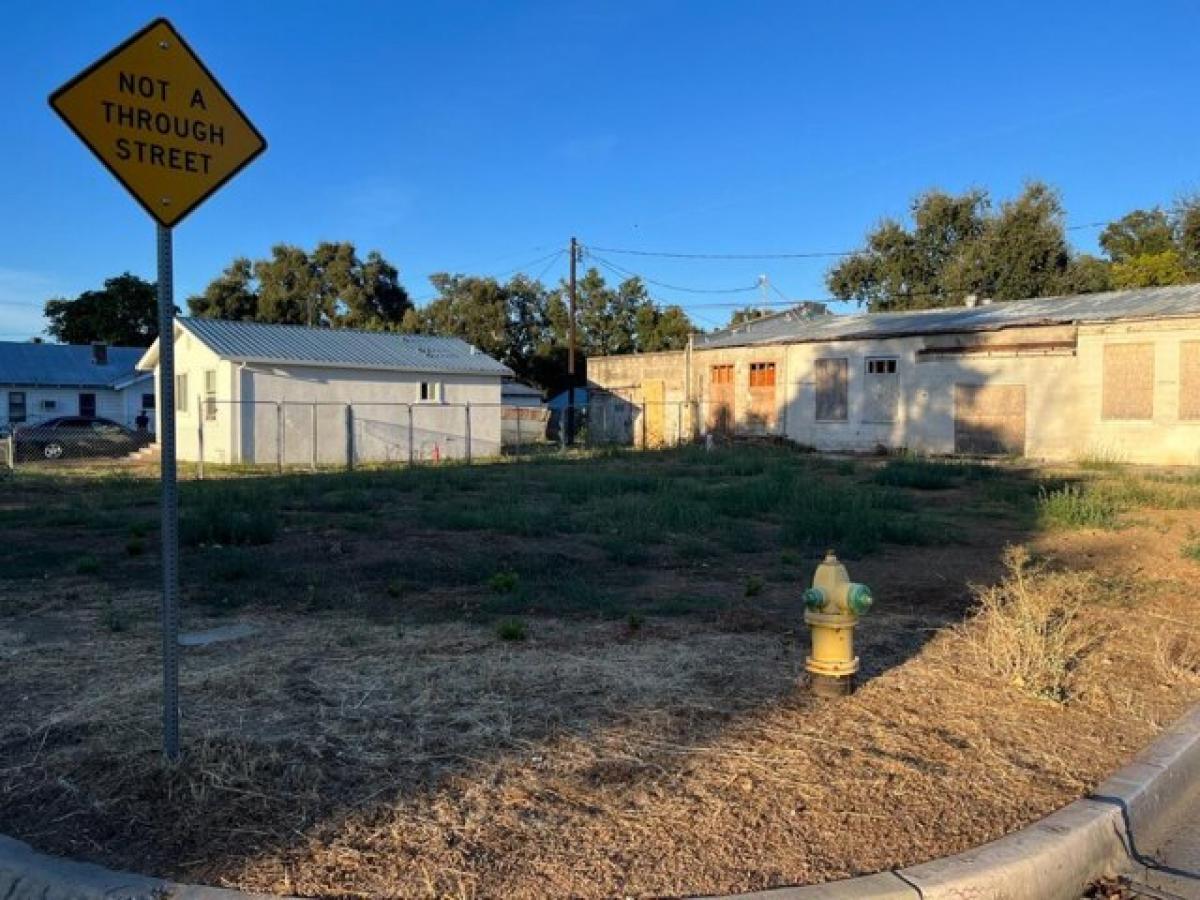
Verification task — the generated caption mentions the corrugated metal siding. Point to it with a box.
[0,342,145,387]
[696,285,1200,350]
[178,318,512,376]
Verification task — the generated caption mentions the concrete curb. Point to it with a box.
[714,703,1200,900]
[0,833,286,900]
[3,705,1200,900]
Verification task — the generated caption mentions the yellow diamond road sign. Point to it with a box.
[50,18,266,228]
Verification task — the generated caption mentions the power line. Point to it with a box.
[586,221,1108,261]
[588,253,761,295]
[589,244,855,260]
[531,249,566,283]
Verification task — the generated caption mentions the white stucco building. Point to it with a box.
[587,285,1200,466]
[137,318,511,465]
[0,341,154,431]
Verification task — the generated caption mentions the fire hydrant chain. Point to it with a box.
[803,550,873,697]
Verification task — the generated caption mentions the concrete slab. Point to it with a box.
[177,623,260,647]
[1127,795,1200,899]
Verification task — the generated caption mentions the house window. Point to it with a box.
[1181,342,1200,421]
[1102,343,1154,421]
[7,391,26,423]
[204,370,217,421]
[142,393,155,410]
[815,358,849,421]
[79,393,96,418]
[40,399,58,412]
[711,364,734,385]
[175,373,188,413]
[863,357,899,423]
[748,362,776,388]
[419,381,443,402]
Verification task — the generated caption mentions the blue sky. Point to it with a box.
[3,0,1198,339]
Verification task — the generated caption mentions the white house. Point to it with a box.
[0,341,154,431]
[137,318,512,465]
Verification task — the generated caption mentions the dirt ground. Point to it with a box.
[2,450,1200,898]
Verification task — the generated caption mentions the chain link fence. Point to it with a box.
[1,394,776,478]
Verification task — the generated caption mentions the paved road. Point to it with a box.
[1125,811,1200,899]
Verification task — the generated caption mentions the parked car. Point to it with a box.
[13,417,151,461]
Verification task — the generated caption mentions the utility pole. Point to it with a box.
[566,236,578,445]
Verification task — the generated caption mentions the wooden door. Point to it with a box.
[708,365,734,433]
[643,379,665,448]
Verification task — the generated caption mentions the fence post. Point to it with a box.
[196,394,204,481]
[276,402,284,475]
[407,404,414,466]
[676,402,682,447]
[515,410,521,457]
[641,401,647,450]
[464,403,472,464]
[311,403,318,472]
[345,404,355,471]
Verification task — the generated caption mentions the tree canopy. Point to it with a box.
[401,267,695,390]
[43,273,165,346]
[828,184,1200,311]
[188,241,411,329]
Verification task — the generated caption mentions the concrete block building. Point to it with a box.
[586,285,1200,465]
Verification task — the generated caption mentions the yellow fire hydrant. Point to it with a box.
[802,550,873,697]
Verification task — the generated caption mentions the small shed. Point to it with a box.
[137,318,512,465]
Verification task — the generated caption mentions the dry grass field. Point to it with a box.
[3,445,1200,898]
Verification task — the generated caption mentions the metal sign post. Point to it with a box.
[156,224,180,759]
[50,18,266,761]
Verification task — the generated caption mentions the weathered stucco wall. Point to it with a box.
[586,317,1200,465]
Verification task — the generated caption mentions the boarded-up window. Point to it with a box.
[955,384,1026,455]
[749,362,776,388]
[1102,343,1154,421]
[1181,342,1200,420]
[711,365,733,385]
[863,357,898,423]
[815,358,848,421]
[747,362,777,429]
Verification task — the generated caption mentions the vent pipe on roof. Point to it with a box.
[92,342,108,365]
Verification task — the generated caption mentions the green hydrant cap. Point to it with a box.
[803,587,826,610]
[848,583,873,615]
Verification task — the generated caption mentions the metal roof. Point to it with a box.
[695,284,1200,349]
[0,341,148,387]
[141,319,512,376]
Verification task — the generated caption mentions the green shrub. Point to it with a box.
[1037,484,1120,530]
[873,457,958,490]
[1183,536,1200,564]
[181,485,278,547]
[100,601,127,633]
[599,535,650,565]
[495,618,527,641]
[75,555,100,575]
[488,569,519,593]
[744,575,764,597]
